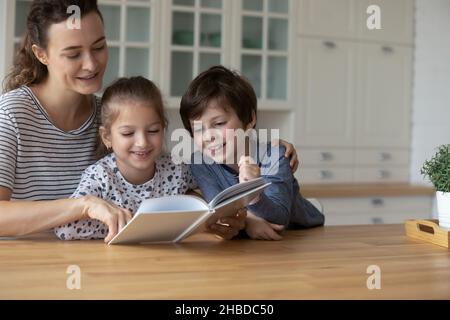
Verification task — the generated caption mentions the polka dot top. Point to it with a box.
[54,152,197,240]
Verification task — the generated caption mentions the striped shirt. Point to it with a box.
[0,86,101,200]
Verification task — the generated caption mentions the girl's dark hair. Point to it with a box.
[97,76,168,158]
[179,65,257,136]
[3,0,103,92]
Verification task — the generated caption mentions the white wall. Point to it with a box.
[0,1,7,83]
[0,0,15,89]
[411,0,450,187]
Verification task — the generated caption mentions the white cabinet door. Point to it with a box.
[297,0,356,38]
[355,43,412,148]
[356,0,414,44]
[295,38,356,147]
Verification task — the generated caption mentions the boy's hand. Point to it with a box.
[271,139,299,173]
[245,212,284,241]
[207,208,247,240]
[238,156,260,183]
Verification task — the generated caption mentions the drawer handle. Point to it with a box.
[320,152,333,161]
[319,170,333,180]
[371,198,384,207]
[379,152,392,161]
[323,41,336,49]
[371,217,384,224]
[382,46,394,54]
[378,170,391,179]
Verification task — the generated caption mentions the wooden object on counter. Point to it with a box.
[405,219,450,248]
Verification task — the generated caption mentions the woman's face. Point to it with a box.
[37,11,108,95]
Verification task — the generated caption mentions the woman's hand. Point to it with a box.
[272,139,299,173]
[207,208,247,240]
[245,212,284,241]
[79,195,133,243]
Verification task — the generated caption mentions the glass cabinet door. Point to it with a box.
[13,0,32,57]
[169,0,227,97]
[239,0,291,106]
[99,0,154,88]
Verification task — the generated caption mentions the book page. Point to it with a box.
[137,195,209,214]
[208,177,266,208]
[109,210,209,244]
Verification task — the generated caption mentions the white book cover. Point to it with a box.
[108,177,271,245]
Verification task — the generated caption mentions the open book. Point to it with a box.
[108,177,271,245]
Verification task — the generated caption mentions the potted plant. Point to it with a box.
[421,144,450,229]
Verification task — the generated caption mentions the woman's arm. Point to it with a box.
[0,187,132,242]
[273,139,299,173]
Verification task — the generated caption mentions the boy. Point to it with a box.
[180,66,324,240]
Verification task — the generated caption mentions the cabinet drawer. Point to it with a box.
[324,211,431,226]
[355,149,409,166]
[299,148,354,166]
[321,196,433,226]
[296,168,353,184]
[353,167,409,183]
[320,196,432,214]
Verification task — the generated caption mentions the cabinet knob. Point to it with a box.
[371,217,384,224]
[382,46,394,54]
[319,170,333,180]
[320,152,333,161]
[379,152,392,161]
[378,170,391,179]
[371,198,385,207]
[323,41,336,49]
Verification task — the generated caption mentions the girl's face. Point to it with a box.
[101,101,165,185]
[33,11,108,95]
[191,99,256,164]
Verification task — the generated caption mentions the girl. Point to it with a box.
[54,76,246,241]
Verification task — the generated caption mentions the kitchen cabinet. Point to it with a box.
[6,0,295,110]
[298,0,414,45]
[295,0,414,184]
[295,37,356,147]
[298,0,356,39]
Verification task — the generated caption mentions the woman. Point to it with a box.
[0,0,296,242]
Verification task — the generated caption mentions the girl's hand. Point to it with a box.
[271,139,299,173]
[79,195,133,243]
[207,208,247,240]
[238,156,260,183]
[245,212,284,241]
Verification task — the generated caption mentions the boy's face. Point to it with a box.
[191,99,255,164]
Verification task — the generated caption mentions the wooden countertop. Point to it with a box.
[301,183,435,198]
[1,224,449,299]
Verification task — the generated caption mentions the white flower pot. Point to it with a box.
[436,191,450,229]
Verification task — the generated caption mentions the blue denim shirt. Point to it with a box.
[190,143,325,228]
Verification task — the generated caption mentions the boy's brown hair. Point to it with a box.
[179,65,257,136]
